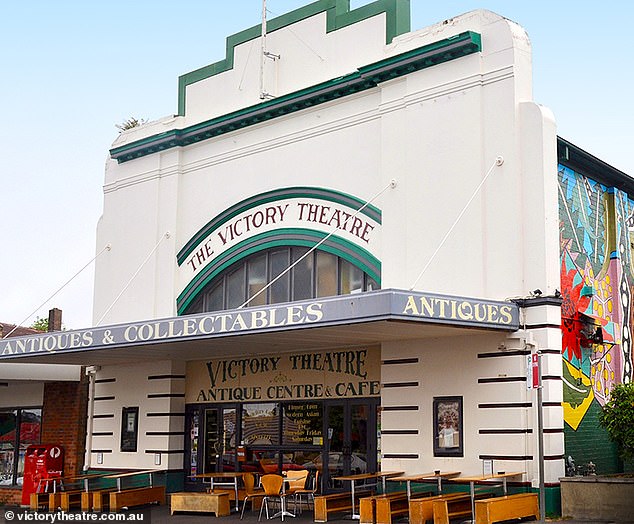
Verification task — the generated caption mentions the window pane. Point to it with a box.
[208,282,224,312]
[366,276,379,292]
[292,247,313,301]
[247,254,267,307]
[226,265,245,309]
[242,403,279,446]
[316,251,337,298]
[16,409,41,484]
[283,402,323,446]
[340,259,364,294]
[269,250,290,304]
[0,410,17,485]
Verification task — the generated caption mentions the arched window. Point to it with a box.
[183,247,379,315]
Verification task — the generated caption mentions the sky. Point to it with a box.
[1,0,632,331]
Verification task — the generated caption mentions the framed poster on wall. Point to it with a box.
[120,406,139,452]
[433,396,463,457]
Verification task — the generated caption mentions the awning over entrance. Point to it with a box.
[0,289,519,366]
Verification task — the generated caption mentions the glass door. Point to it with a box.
[324,399,378,491]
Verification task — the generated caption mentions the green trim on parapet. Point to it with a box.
[110,30,480,163]
[176,186,382,265]
[176,227,381,314]
[177,0,411,116]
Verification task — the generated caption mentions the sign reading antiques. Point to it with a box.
[186,347,380,402]
[0,290,519,359]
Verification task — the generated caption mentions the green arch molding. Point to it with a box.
[177,0,411,116]
[176,228,382,315]
[176,186,382,265]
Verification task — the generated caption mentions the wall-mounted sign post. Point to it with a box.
[528,351,546,522]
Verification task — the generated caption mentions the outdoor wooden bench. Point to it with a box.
[48,492,64,512]
[359,492,406,524]
[474,492,539,524]
[84,487,118,512]
[375,492,411,524]
[409,492,471,524]
[170,491,230,517]
[432,494,475,524]
[59,489,84,511]
[29,492,49,511]
[108,485,166,512]
[314,492,355,522]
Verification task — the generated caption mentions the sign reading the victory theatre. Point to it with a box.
[176,187,382,306]
[186,347,380,403]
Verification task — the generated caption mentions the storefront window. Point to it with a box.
[0,408,41,486]
[269,249,290,303]
[283,403,323,446]
[242,403,279,446]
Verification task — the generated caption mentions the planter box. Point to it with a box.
[560,476,634,521]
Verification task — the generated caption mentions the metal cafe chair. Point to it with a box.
[240,472,265,520]
[292,470,319,513]
[258,474,286,521]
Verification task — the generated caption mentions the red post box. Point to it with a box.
[21,444,64,506]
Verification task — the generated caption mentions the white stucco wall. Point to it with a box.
[95,8,558,326]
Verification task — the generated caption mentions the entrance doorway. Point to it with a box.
[185,398,379,492]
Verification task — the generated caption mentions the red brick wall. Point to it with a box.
[41,379,89,478]
[0,487,21,506]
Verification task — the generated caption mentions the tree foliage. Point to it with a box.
[30,317,49,332]
[599,382,634,462]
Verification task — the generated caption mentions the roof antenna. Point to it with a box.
[260,0,280,100]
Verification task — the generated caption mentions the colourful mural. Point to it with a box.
[559,165,633,432]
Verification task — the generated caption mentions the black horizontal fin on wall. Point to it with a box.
[478,351,530,359]
[479,454,532,461]
[92,414,114,419]
[543,402,562,407]
[382,454,419,459]
[146,412,186,417]
[544,428,564,433]
[479,429,532,434]
[383,382,419,388]
[545,454,565,460]
[146,431,187,436]
[381,358,419,365]
[478,377,526,384]
[147,393,186,398]
[478,402,532,409]
[95,378,116,384]
[540,349,562,355]
[381,406,419,411]
[144,449,185,454]
[381,430,419,435]
[148,374,186,380]
[523,323,561,329]
[91,449,113,454]
[542,375,562,381]
[94,396,115,401]
[92,432,114,436]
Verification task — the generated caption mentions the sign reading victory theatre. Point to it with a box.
[186,346,381,403]
[176,187,382,313]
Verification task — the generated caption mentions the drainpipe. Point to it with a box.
[83,365,100,470]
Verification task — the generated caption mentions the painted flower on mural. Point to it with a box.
[561,253,591,363]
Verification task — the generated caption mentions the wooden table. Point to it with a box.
[387,471,461,499]
[447,472,525,518]
[192,472,244,512]
[334,471,403,519]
